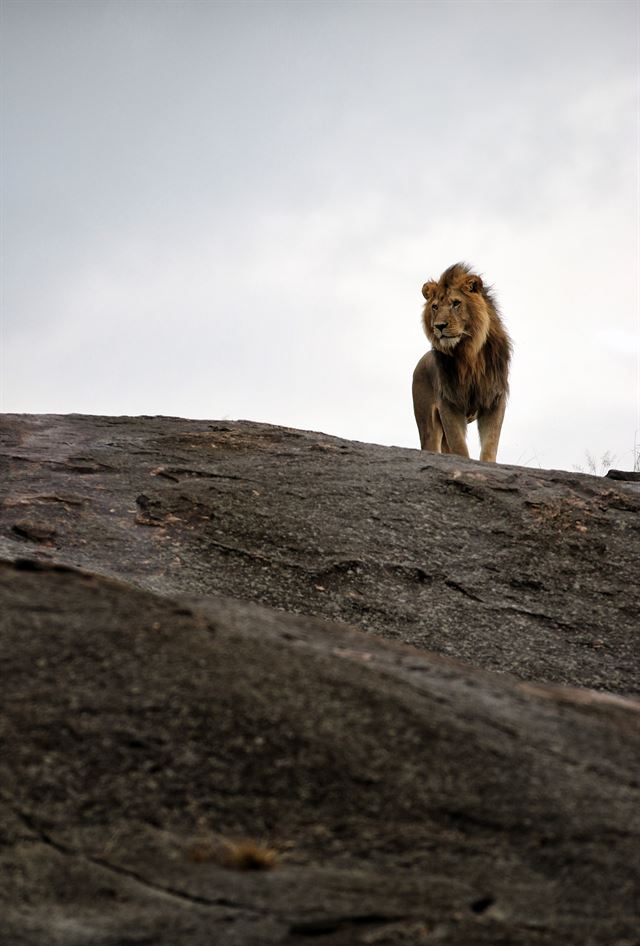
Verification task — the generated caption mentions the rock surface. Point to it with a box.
[1,414,639,945]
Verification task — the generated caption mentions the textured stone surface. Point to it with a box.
[1,414,639,945]
[1,414,638,693]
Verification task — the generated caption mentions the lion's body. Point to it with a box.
[412,263,512,462]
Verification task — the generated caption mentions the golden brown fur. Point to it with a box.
[412,263,512,462]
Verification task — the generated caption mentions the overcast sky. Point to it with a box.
[2,0,639,471]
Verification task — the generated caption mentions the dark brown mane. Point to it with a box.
[433,326,511,416]
[421,262,512,415]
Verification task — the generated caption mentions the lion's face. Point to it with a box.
[421,271,490,355]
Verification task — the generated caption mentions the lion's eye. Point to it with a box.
[431,303,438,312]
[452,299,461,308]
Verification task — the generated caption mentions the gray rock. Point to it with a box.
[1,414,639,944]
[1,414,638,694]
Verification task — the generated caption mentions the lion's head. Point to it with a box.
[421,263,491,358]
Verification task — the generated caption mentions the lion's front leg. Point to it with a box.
[477,398,506,462]
[437,401,469,458]
[412,353,446,452]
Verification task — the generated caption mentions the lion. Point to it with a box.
[412,262,512,462]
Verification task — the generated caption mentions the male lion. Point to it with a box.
[412,262,512,462]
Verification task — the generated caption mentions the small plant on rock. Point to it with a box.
[186,836,279,871]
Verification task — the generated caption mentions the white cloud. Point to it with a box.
[2,0,638,471]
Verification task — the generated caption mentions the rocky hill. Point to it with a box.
[1,413,639,945]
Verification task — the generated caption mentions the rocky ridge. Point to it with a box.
[1,413,639,945]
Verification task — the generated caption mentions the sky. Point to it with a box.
[2,0,639,472]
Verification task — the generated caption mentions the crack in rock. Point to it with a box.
[14,811,267,917]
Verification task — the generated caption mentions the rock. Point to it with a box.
[606,468,640,482]
[0,414,639,944]
[1,414,638,695]
[10,519,57,544]
[2,560,639,945]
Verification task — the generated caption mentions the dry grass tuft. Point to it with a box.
[221,838,279,871]
[186,836,278,871]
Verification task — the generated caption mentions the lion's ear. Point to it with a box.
[422,280,436,301]
[464,275,483,293]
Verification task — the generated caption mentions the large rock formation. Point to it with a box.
[1,414,639,945]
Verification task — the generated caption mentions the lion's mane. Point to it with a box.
[421,262,511,418]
